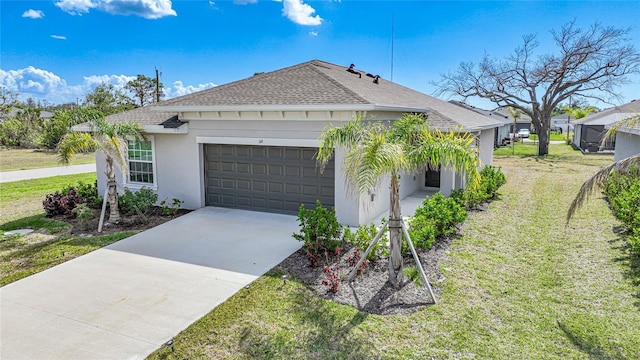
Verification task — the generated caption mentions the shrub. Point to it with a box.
[43,190,82,217]
[321,266,340,293]
[342,218,389,261]
[72,203,95,230]
[451,166,507,209]
[61,180,101,208]
[160,198,184,216]
[0,118,34,147]
[292,201,343,267]
[408,193,467,250]
[604,167,640,254]
[118,187,158,215]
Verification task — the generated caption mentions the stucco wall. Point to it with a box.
[94,109,497,226]
[614,131,640,161]
[478,129,495,167]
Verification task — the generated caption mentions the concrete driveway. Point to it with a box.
[0,207,301,360]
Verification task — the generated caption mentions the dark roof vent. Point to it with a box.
[373,75,380,84]
[347,63,362,78]
[366,73,375,78]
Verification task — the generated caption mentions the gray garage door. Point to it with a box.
[204,144,335,214]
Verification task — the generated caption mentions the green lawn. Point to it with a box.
[0,148,95,172]
[148,144,640,359]
[0,215,134,285]
[529,132,569,141]
[0,173,136,285]
[0,173,97,223]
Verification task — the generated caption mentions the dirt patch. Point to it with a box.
[277,232,460,316]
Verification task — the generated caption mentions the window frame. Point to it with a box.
[123,136,157,190]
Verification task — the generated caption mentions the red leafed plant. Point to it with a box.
[321,266,340,293]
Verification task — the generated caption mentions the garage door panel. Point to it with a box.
[205,144,335,214]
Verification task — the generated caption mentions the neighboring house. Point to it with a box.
[449,101,511,147]
[613,117,640,162]
[88,60,501,226]
[550,114,573,134]
[0,108,54,121]
[573,100,639,153]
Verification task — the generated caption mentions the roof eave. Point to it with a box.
[152,104,430,113]
[71,123,188,134]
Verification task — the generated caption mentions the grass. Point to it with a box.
[0,215,134,285]
[148,144,640,359]
[0,173,97,223]
[0,148,95,172]
[529,132,569,141]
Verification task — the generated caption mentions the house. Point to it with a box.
[550,114,573,134]
[613,116,640,162]
[92,60,501,226]
[449,101,511,147]
[573,100,639,153]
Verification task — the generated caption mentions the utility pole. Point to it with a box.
[390,13,394,82]
[155,67,161,103]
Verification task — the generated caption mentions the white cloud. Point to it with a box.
[55,0,177,19]
[282,0,322,26]
[309,31,318,36]
[0,67,82,104]
[22,9,45,19]
[166,80,216,98]
[54,0,96,15]
[0,66,216,104]
[233,0,257,4]
[51,35,67,40]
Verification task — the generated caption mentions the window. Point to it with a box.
[127,139,155,185]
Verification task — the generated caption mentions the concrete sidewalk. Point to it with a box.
[0,163,97,183]
[0,207,301,360]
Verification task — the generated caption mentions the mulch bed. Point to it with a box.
[52,206,191,237]
[277,232,460,316]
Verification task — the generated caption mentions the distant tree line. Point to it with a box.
[0,74,163,150]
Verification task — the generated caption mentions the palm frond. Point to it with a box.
[316,118,366,170]
[601,112,640,149]
[567,153,640,223]
[58,132,98,164]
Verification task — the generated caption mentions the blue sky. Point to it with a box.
[1,0,639,108]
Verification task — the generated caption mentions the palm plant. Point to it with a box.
[316,113,480,289]
[58,114,145,223]
[567,113,640,222]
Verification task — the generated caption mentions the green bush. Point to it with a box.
[604,166,640,254]
[451,165,507,209]
[342,218,389,261]
[293,201,343,267]
[408,193,467,250]
[0,118,35,147]
[61,180,101,208]
[118,187,158,215]
[160,198,184,216]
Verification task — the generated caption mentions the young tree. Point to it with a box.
[125,75,164,107]
[436,21,640,156]
[316,113,480,287]
[58,114,145,223]
[84,83,135,115]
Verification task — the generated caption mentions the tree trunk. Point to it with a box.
[387,174,404,287]
[105,157,121,223]
[537,119,550,156]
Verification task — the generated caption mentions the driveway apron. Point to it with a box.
[0,207,301,360]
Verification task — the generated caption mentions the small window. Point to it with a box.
[127,139,155,185]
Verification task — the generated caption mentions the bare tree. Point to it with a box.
[435,21,640,155]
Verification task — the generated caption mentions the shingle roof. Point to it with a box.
[105,104,182,128]
[574,100,640,125]
[109,60,502,131]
